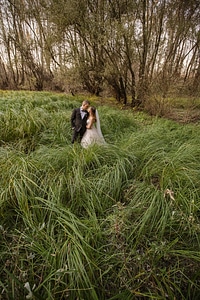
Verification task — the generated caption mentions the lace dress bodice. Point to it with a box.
[81,119,105,148]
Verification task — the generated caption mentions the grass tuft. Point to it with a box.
[0,91,200,299]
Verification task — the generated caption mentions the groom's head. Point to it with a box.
[81,100,90,110]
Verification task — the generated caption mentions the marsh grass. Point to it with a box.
[0,91,200,299]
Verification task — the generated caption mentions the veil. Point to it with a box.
[95,109,106,142]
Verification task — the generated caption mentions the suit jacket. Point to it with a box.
[71,108,89,132]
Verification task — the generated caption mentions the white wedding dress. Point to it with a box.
[81,110,106,149]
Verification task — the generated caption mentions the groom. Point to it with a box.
[71,100,90,144]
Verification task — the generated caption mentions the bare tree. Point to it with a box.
[0,0,199,101]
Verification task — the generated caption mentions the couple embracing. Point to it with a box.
[71,100,106,148]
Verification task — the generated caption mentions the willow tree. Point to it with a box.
[158,0,200,96]
[0,0,55,90]
[0,0,199,101]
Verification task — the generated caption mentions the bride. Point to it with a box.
[81,106,106,148]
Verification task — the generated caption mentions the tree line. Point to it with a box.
[0,0,199,106]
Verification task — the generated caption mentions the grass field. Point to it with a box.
[0,91,200,299]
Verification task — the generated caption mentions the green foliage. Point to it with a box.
[0,91,200,299]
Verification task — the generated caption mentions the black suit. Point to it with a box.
[71,107,89,143]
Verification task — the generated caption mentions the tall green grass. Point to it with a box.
[0,91,200,299]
